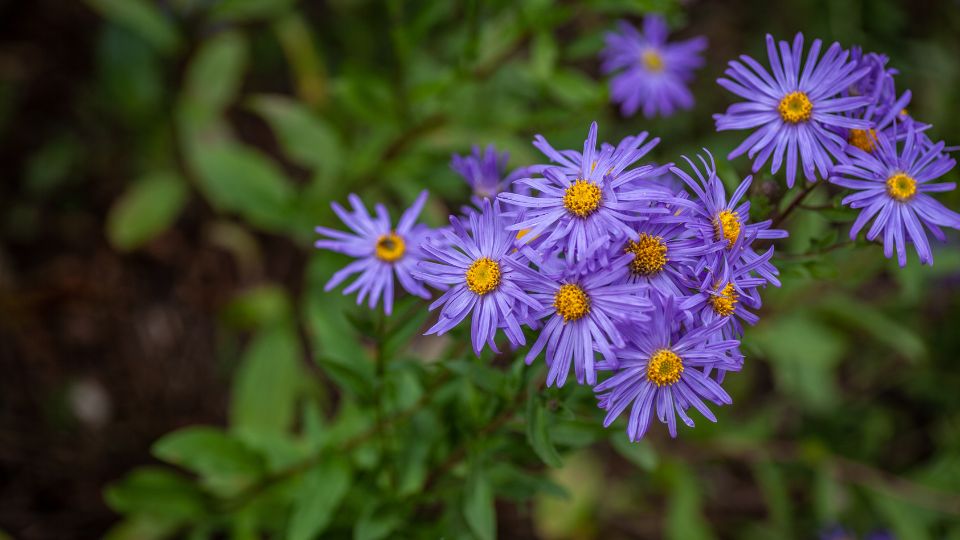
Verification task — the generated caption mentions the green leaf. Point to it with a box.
[817,294,926,362]
[354,502,402,540]
[223,284,293,329]
[192,142,297,232]
[287,456,352,540]
[545,68,601,107]
[526,397,563,468]
[210,0,299,22]
[665,461,714,540]
[247,95,341,178]
[103,515,183,540]
[230,322,302,443]
[181,31,248,123]
[104,466,206,520]
[870,491,931,540]
[610,432,658,471]
[106,171,188,251]
[753,461,793,537]
[463,471,496,540]
[86,0,181,54]
[152,426,264,497]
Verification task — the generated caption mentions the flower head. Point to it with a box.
[451,145,533,203]
[315,191,432,315]
[512,253,653,387]
[714,34,873,187]
[414,200,541,355]
[830,124,960,266]
[499,122,672,262]
[671,152,788,286]
[601,16,707,118]
[595,295,740,440]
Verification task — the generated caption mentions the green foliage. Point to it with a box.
[85,0,960,538]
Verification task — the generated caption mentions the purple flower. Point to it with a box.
[451,145,532,203]
[498,122,671,262]
[830,124,960,266]
[414,200,541,355]
[671,152,787,286]
[714,34,873,187]
[315,191,432,315]
[511,253,653,387]
[595,295,740,440]
[601,16,707,118]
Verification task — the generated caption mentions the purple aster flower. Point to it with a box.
[510,252,653,387]
[601,16,707,118]
[829,124,960,266]
[595,295,741,440]
[413,199,541,355]
[315,191,432,315]
[680,248,775,341]
[451,145,533,203]
[714,33,873,187]
[671,152,788,286]
[499,122,672,262]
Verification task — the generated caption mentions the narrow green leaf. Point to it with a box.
[463,472,496,540]
[182,31,248,121]
[106,171,188,251]
[152,426,264,497]
[192,142,297,232]
[287,456,352,540]
[104,466,206,520]
[210,0,299,22]
[354,502,402,540]
[230,322,302,442]
[86,0,181,54]
[247,95,341,177]
[526,398,563,468]
[665,461,714,540]
[610,432,658,471]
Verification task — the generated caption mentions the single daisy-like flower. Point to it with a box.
[451,145,533,203]
[315,191,432,315]
[829,124,960,266]
[600,16,707,118]
[595,295,740,440]
[414,200,541,355]
[714,34,873,187]
[499,122,671,262]
[680,248,775,340]
[511,253,653,387]
[671,152,787,286]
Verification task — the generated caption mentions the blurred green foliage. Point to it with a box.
[45,0,960,538]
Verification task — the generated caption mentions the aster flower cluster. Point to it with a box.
[315,121,786,442]
[714,33,959,266]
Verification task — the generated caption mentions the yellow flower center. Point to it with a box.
[465,257,501,295]
[625,234,668,276]
[646,349,684,387]
[641,49,664,72]
[710,283,739,317]
[777,91,813,123]
[714,210,741,248]
[563,179,603,218]
[848,128,877,152]
[374,232,405,262]
[900,108,909,117]
[553,283,590,323]
[886,172,917,202]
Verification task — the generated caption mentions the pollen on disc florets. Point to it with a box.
[563,179,603,218]
[714,210,741,248]
[848,128,878,152]
[375,232,405,262]
[625,234,668,276]
[646,348,684,387]
[886,172,917,202]
[777,91,813,123]
[465,257,501,295]
[554,283,590,323]
[642,49,664,72]
[710,283,739,317]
